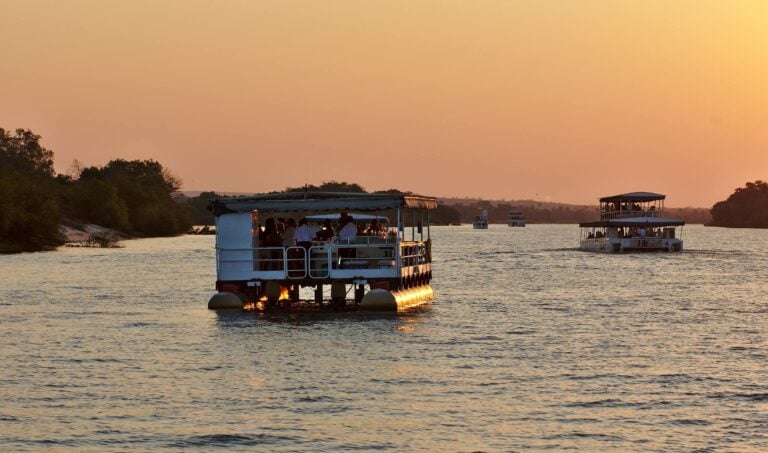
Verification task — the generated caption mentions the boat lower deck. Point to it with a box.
[579,237,683,253]
[210,283,434,312]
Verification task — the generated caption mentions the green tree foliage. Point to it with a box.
[0,170,62,252]
[283,181,366,193]
[1,127,195,252]
[429,205,462,225]
[0,128,62,252]
[64,179,131,232]
[178,191,221,225]
[76,159,191,236]
[0,128,55,175]
[710,181,768,228]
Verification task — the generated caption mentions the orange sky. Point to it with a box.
[1,0,766,206]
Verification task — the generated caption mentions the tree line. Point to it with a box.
[443,200,712,225]
[179,181,464,226]
[177,181,716,230]
[0,128,192,253]
[710,181,768,228]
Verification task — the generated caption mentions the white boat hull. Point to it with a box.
[579,237,683,253]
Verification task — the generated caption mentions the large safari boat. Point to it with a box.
[507,210,525,227]
[473,209,489,229]
[207,192,437,312]
[579,192,684,253]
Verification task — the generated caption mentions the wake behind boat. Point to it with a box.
[579,192,684,253]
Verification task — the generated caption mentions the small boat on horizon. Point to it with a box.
[473,209,489,229]
[507,210,526,227]
[579,192,684,253]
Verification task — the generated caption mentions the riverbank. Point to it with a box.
[60,223,129,248]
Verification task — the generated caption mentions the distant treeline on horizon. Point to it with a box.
[1,127,765,253]
[180,184,713,226]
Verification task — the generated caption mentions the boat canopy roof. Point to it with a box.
[210,191,438,215]
[304,213,389,223]
[599,192,666,203]
[579,217,685,228]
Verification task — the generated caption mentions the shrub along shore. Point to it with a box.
[1,128,192,253]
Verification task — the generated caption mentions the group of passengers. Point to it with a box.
[607,202,657,213]
[256,214,386,270]
[587,227,664,240]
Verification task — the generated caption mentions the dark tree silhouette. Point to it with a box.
[710,181,768,228]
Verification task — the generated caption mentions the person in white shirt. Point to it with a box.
[294,218,314,249]
[339,216,357,240]
[338,216,357,265]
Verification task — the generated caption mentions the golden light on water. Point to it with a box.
[393,286,434,311]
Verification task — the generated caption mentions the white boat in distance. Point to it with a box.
[508,210,526,227]
[579,192,684,253]
[473,209,489,229]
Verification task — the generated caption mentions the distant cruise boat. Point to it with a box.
[473,209,489,229]
[507,210,525,227]
[579,192,684,253]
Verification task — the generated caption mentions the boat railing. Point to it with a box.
[580,237,669,248]
[601,209,660,219]
[217,239,429,280]
[623,238,664,249]
[580,237,609,244]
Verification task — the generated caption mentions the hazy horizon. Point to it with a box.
[179,189,712,209]
[2,0,765,207]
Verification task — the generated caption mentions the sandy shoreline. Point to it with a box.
[59,224,128,245]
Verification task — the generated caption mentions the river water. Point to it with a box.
[1,225,767,451]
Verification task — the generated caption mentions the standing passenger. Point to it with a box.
[282,218,297,247]
[338,216,358,265]
[315,219,334,241]
[294,218,314,250]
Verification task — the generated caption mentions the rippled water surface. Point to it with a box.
[2,225,768,451]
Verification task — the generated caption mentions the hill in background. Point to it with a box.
[440,197,710,225]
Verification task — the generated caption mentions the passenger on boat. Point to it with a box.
[338,216,358,264]
[294,218,314,249]
[315,219,334,242]
[261,218,283,270]
[366,219,382,237]
[336,212,349,234]
[339,216,357,240]
[282,218,297,247]
[281,218,297,269]
[638,227,646,238]
[587,232,594,239]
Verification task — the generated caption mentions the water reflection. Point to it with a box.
[2,227,768,450]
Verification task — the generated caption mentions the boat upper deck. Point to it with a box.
[597,192,669,220]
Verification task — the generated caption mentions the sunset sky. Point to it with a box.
[2,0,766,206]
